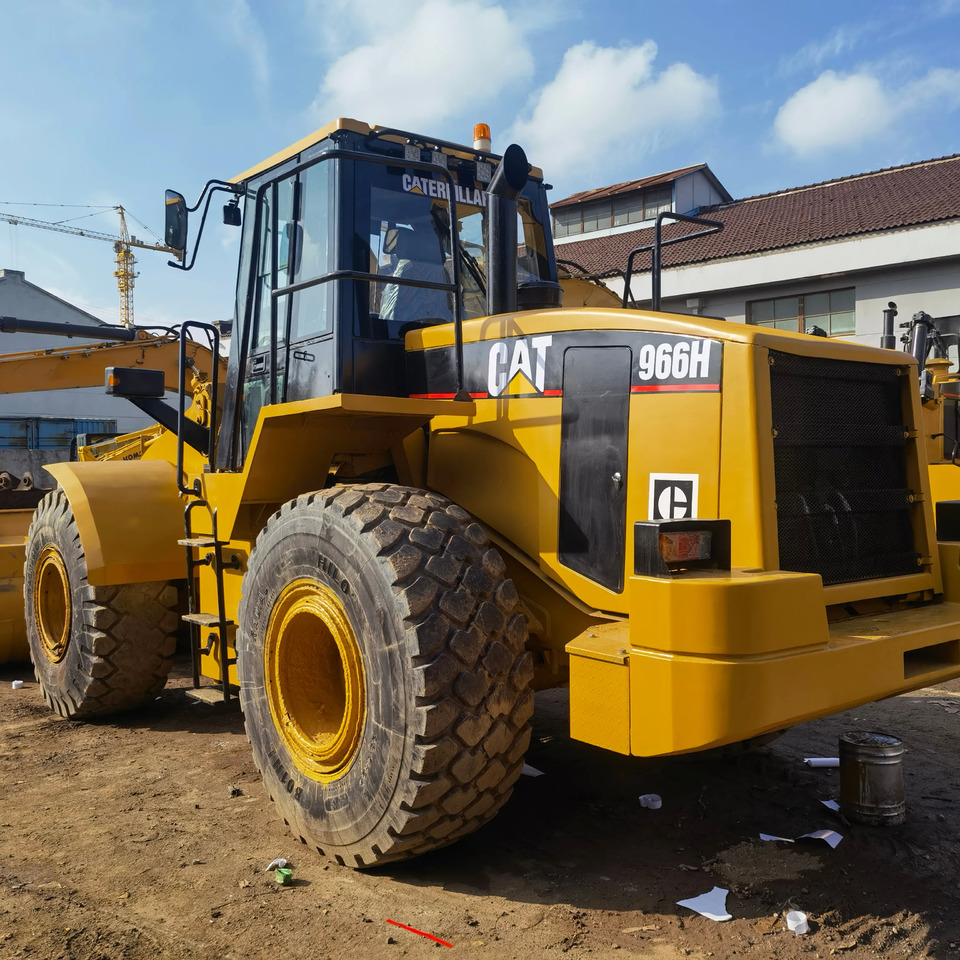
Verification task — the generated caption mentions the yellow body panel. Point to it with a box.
[626,569,826,657]
[929,462,960,510]
[429,388,721,615]
[205,393,474,541]
[43,461,186,586]
[420,309,937,612]
[557,276,622,309]
[630,594,960,755]
[566,570,960,756]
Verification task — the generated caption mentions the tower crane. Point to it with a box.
[0,206,181,328]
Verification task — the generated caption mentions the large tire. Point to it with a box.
[237,483,533,867]
[24,490,178,719]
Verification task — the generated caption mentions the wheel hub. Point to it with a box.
[265,578,365,781]
[33,545,71,664]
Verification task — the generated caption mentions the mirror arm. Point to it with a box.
[168,182,244,272]
[187,179,243,213]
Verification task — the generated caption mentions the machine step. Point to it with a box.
[182,613,234,627]
[178,537,219,548]
[184,686,235,705]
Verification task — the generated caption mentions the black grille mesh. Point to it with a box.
[769,350,920,586]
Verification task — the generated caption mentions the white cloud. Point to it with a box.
[507,41,718,181]
[309,0,534,131]
[774,67,960,155]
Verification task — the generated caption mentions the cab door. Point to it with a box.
[238,162,335,461]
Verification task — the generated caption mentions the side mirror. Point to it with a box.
[223,200,241,227]
[164,190,188,253]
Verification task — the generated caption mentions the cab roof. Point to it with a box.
[231,118,544,184]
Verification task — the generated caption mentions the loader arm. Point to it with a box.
[0,333,221,395]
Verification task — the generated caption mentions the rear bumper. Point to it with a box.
[566,569,960,756]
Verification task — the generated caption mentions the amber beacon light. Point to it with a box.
[473,123,491,151]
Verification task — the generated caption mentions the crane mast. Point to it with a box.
[113,206,136,328]
[0,206,181,327]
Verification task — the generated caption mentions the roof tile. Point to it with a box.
[550,164,707,208]
[555,154,960,277]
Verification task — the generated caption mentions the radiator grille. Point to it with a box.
[769,350,920,586]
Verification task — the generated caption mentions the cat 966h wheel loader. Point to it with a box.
[18,118,960,867]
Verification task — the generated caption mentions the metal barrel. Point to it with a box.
[839,731,906,826]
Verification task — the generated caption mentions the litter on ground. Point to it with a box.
[785,910,809,935]
[759,829,843,849]
[676,886,733,922]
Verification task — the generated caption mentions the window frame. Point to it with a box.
[747,287,856,337]
[552,184,676,238]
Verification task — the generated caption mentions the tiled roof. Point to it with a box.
[554,154,960,278]
[550,164,708,208]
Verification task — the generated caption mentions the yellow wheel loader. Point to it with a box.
[12,118,960,868]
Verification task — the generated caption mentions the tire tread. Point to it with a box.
[242,483,532,865]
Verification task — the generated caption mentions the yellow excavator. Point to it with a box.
[9,118,960,868]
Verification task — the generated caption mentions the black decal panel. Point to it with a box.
[406,329,722,399]
[558,347,631,592]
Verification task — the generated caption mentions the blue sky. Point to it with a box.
[0,0,958,329]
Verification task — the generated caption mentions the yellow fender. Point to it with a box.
[44,460,186,587]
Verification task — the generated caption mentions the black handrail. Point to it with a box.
[621,212,724,311]
[176,320,220,496]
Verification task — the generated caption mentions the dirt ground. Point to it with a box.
[2,657,960,960]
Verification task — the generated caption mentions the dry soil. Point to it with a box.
[2,659,960,960]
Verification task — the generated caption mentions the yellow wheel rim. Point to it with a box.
[33,545,71,664]
[264,578,365,782]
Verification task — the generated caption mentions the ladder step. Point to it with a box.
[185,686,234,705]
[182,613,234,627]
[178,537,219,548]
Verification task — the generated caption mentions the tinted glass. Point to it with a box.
[831,288,855,312]
[775,297,799,320]
[291,161,334,342]
[751,299,774,323]
[804,292,830,316]
[356,161,551,330]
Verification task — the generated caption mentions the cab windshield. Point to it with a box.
[353,161,551,334]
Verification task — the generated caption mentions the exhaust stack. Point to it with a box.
[486,143,528,317]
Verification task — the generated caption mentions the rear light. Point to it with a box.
[659,530,713,564]
[634,519,731,578]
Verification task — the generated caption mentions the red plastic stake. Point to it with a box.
[386,918,453,948]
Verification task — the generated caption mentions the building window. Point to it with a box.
[553,207,580,239]
[748,288,855,336]
[552,184,674,238]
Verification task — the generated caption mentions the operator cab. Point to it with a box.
[207,122,557,470]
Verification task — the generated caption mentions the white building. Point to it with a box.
[552,155,960,351]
